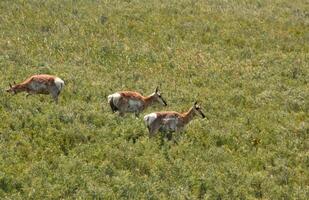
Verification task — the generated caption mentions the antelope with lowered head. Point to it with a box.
[6,74,65,103]
[144,101,205,136]
[108,87,167,117]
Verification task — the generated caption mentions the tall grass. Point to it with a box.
[0,0,308,199]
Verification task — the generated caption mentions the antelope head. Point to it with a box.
[6,82,17,94]
[193,101,205,118]
[153,86,167,106]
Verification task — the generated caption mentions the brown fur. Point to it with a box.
[108,88,167,117]
[6,74,64,103]
[145,103,205,136]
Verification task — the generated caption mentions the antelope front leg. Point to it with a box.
[166,131,173,141]
[26,91,35,97]
[135,112,140,118]
[148,126,159,138]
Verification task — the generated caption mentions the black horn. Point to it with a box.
[200,111,206,118]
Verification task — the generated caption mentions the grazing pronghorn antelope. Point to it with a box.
[6,74,65,103]
[108,87,167,117]
[144,102,205,136]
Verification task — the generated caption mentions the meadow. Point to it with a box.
[0,0,308,199]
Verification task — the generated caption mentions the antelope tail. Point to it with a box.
[54,78,65,91]
[143,115,149,126]
[108,96,118,112]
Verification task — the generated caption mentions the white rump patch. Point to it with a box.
[108,93,121,104]
[144,113,157,126]
[54,77,65,91]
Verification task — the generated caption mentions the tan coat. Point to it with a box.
[144,103,205,136]
[6,74,65,103]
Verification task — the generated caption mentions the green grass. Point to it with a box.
[0,0,308,199]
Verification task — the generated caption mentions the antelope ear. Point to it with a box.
[13,81,16,85]
[155,86,159,93]
[9,83,12,88]
[194,101,198,106]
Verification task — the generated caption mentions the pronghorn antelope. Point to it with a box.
[144,102,205,136]
[6,74,65,103]
[108,87,167,117]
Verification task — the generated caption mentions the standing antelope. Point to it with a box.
[107,87,167,117]
[144,102,205,136]
[6,74,65,103]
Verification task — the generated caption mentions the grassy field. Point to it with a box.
[0,0,308,199]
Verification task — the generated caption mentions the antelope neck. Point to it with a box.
[144,94,156,107]
[13,84,27,93]
[182,107,196,124]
